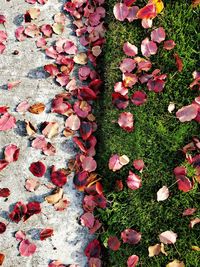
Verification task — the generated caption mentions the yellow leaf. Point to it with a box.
[192,246,200,251]
[166,260,185,267]
[152,0,164,14]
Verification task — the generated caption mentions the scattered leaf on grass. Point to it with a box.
[126,171,142,190]
[118,112,134,132]
[157,186,169,201]
[108,236,121,251]
[159,230,177,244]
[166,260,185,267]
[127,255,139,267]
[123,42,138,57]
[182,208,197,216]
[174,53,183,72]
[189,218,200,228]
[121,229,141,245]
[113,3,129,21]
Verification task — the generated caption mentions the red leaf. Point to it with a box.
[113,3,129,21]
[141,37,158,57]
[108,236,121,251]
[174,53,183,72]
[123,42,138,57]
[4,144,20,163]
[9,201,27,223]
[15,230,26,241]
[15,26,26,42]
[29,161,46,177]
[121,229,141,245]
[151,27,166,43]
[25,201,41,220]
[51,167,67,187]
[127,255,139,267]
[80,121,93,140]
[0,15,6,24]
[19,239,37,257]
[0,113,16,131]
[44,64,59,77]
[133,159,145,171]
[137,4,157,19]
[112,92,129,110]
[80,212,95,228]
[147,78,165,93]
[73,100,91,118]
[176,104,199,122]
[163,40,176,50]
[118,112,134,132]
[40,228,54,240]
[0,160,9,172]
[0,30,7,42]
[0,222,6,234]
[131,91,147,106]
[126,171,142,190]
[0,188,10,197]
[0,42,5,54]
[176,175,193,192]
[84,239,101,259]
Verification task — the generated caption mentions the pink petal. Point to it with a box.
[126,171,142,190]
[133,159,145,171]
[0,42,6,54]
[65,114,80,131]
[123,42,138,57]
[36,37,47,48]
[159,230,177,244]
[113,3,129,21]
[80,212,95,228]
[64,40,77,54]
[7,80,21,90]
[24,24,39,38]
[0,160,9,171]
[108,236,121,251]
[82,156,97,172]
[121,229,141,244]
[163,40,176,50]
[131,91,147,106]
[136,4,157,19]
[176,104,199,122]
[19,239,37,257]
[151,27,166,43]
[182,208,197,216]
[109,154,122,172]
[141,37,158,57]
[0,113,16,131]
[15,26,26,42]
[0,30,7,42]
[118,112,134,132]
[127,255,139,267]
[120,58,136,73]
[123,73,138,88]
[141,18,153,29]
[157,186,169,201]
[15,231,26,241]
[25,178,40,192]
[32,136,47,150]
[127,6,139,22]
[16,100,30,112]
[114,82,128,96]
[40,24,52,37]
[174,53,183,72]
[4,144,20,163]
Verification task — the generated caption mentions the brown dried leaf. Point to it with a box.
[45,188,63,204]
[25,121,37,136]
[73,53,88,65]
[148,244,161,257]
[192,246,200,251]
[28,103,45,114]
[192,0,200,7]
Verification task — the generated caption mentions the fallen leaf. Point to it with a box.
[80,212,95,228]
[157,186,169,201]
[174,53,183,72]
[168,102,175,113]
[52,23,64,35]
[54,197,69,211]
[131,91,147,106]
[176,104,199,122]
[189,218,200,228]
[7,80,21,90]
[137,4,157,19]
[27,8,40,19]
[25,121,36,136]
[151,27,166,43]
[19,239,37,257]
[0,222,6,234]
[45,188,63,204]
[40,228,54,240]
[108,236,121,251]
[29,161,46,177]
[25,178,40,192]
[192,0,200,8]
[182,208,197,216]
[50,167,68,187]
[123,42,138,57]
[42,122,59,138]
[141,37,158,57]
[15,230,26,241]
[65,114,80,131]
[127,255,139,267]
[126,171,142,190]
[0,253,5,265]
[89,258,101,267]
[84,239,101,258]
[28,103,45,114]
[73,52,88,65]
[150,0,164,13]
[118,112,134,132]
[166,260,185,267]
[133,159,145,171]
[0,113,16,131]
[148,243,161,257]
[0,188,10,197]
[192,246,200,251]
[163,40,176,50]
[113,3,129,21]
[121,229,141,245]
[82,156,97,172]
[4,144,20,163]
[159,230,177,244]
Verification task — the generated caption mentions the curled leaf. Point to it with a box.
[45,188,63,204]
[159,230,177,244]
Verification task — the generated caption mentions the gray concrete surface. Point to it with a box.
[0,0,90,266]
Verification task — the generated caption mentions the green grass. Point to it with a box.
[94,1,200,266]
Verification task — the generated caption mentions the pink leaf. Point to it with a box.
[174,53,183,72]
[141,37,158,57]
[133,159,145,171]
[121,229,141,245]
[15,26,26,42]
[123,42,138,57]
[25,178,40,192]
[80,212,95,228]
[157,186,169,201]
[176,175,193,192]
[82,156,97,172]
[44,64,59,77]
[19,239,36,257]
[40,24,52,37]
[159,230,177,244]
[141,18,153,29]
[0,42,5,54]
[126,171,142,190]
[127,255,139,267]
[0,30,7,42]
[118,112,134,132]
[0,15,6,24]
[151,27,166,43]
[0,160,9,172]
[64,40,77,54]
[36,37,47,48]
[40,228,54,240]
[4,144,20,163]
[123,73,138,88]
[32,136,47,150]
[127,6,139,22]
[113,3,129,21]
[16,100,30,113]
[108,236,121,251]
[65,114,81,131]
[131,91,147,106]
[109,154,129,172]
[163,40,176,50]
[0,113,16,131]
[88,258,101,267]
[176,104,199,122]
[15,231,26,241]
[114,82,128,96]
